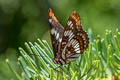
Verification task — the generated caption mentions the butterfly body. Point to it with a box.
[48,9,89,65]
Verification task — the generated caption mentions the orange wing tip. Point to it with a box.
[71,11,81,26]
[48,8,53,17]
[48,8,58,22]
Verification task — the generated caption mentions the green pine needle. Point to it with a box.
[6,29,120,80]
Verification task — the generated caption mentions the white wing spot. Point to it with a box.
[49,19,52,23]
[84,41,86,44]
[59,38,62,42]
[62,42,66,45]
[70,23,73,28]
[59,59,65,65]
[68,51,71,54]
[74,43,79,48]
[70,53,80,57]
[66,30,69,36]
[67,21,73,28]
[80,33,82,36]
[76,23,78,26]
[67,21,72,26]
[75,44,80,48]
[69,32,73,38]
[73,40,78,47]
[72,39,76,47]
[54,30,57,36]
[68,39,74,47]
[56,33,59,40]
[64,31,67,36]
[69,33,74,41]
[67,30,71,36]
[82,35,85,40]
[64,31,68,36]
[51,28,55,35]
[75,47,80,51]
[76,50,80,53]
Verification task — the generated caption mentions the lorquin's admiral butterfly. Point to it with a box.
[48,8,89,65]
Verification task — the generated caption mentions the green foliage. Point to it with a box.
[6,29,120,80]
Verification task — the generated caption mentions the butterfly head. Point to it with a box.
[53,58,59,64]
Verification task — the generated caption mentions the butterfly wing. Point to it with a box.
[60,11,89,63]
[48,8,64,58]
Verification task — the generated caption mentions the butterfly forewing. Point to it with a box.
[48,9,64,58]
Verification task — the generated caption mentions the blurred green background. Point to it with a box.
[0,0,120,80]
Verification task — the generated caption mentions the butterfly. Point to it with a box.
[48,8,89,65]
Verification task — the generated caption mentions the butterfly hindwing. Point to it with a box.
[60,11,89,63]
[48,9,64,58]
